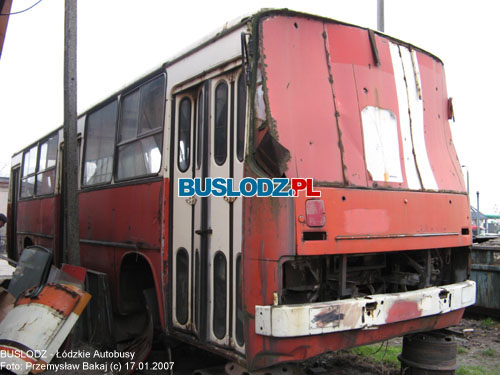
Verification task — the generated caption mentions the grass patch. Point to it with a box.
[456,365,499,375]
[351,343,401,366]
[481,348,497,357]
[457,346,468,354]
[481,317,499,329]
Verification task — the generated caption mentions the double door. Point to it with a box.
[171,70,246,351]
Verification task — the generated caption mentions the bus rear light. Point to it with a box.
[305,199,326,227]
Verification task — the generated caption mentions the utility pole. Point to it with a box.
[63,0,79,265]
[377,0,384,32]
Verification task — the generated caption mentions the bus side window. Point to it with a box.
[82,100,118,186]
[214,81,228,166]
[178,97,192,172]
[116,75,166,180]
[20,146,37,198]
[236,73,247,162]
[36,134,58,196]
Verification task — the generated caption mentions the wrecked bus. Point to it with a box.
[7,9,475,371]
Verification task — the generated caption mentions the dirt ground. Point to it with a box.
[40,317,500,375]
[300,317,500,375]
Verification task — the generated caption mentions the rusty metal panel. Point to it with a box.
[79,181,162,248]
[255,281,475,337]
[260,15,344,183]
[418,52,466,192]
[326,25,407,189]
[246,307,465,370]
[295,188,471,255]
[16,197,59,237]
[470,244,500,315]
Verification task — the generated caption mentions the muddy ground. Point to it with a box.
[129,317,500,374]
[42,317,500,375]
[299,317,500,375]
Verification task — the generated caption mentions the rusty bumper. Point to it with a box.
[255,280,475,337]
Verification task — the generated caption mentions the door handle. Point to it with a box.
[195,228,213,236]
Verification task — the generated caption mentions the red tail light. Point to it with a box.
[305,199,326,227]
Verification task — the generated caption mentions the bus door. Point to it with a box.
[172,70,243,350]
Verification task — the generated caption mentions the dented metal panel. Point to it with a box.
[295,188,471,255]
[260,16,344,183]
[261,13,465,194]
[255,281,475,337]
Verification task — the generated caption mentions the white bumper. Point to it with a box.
[255,280,476,337]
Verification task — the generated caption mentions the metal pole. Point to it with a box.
[63,0,80,265]
[377,0,385,32]
[476,191,480,235]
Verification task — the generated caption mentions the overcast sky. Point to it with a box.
[0,0,497,212]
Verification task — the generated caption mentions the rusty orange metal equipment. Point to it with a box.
[0,283,90,374]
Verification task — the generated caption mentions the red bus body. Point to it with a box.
[8,10,474,371]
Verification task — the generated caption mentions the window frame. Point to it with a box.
[35,134,58,197]
[20,132,59,200]
[177,96,192,173]
[236,73,247,163]
[115,74,166,182]
[214,80,229,166]
[81,98,119,188]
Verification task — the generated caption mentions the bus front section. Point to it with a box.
[243,11,474,370]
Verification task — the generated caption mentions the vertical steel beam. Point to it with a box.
[63,0,79,265]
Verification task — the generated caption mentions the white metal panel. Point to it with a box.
[361,106,402,183]
[389,42,422,190]
[256,281,476,337]
[207,76,232,347]
[171,94,195,330]
[0,304,64,350]
[400,46,438,190]
[164,27,244,176]
[232,71,246,354]
[192,89,204,337]
[0,303,83,375]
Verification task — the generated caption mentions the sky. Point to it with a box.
[0,0,497,213]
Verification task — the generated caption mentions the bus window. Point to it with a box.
[116,75,165,180]
[20,146,37,198]
[196,90,204,170]
[214,81,228,166]
[178,97,192,172]
[83,100,118,186]
[36,134,58,196]
[236,74,246,162]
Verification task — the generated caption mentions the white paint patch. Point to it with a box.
[361,106,403,183]
[400,46,438,190]
[389,43,422,190]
